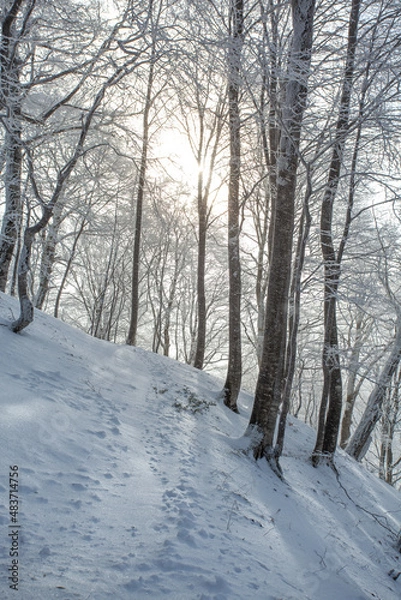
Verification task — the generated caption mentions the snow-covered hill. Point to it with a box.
[0,292,400,600]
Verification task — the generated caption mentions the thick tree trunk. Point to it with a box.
[0,128,23,292]
[247,0,316,471]
[0,1,25,291]
[223,0,244,413]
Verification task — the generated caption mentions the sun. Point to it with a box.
[157,128,200,187]
[153,126,228,216]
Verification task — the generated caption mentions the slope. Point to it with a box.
[0,292,400,600]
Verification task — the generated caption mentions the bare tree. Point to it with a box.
[126,0,171,346]
[347,229,401,461]
[311,0,361,465]
[0,0,29,291]
[247,0,316,474]
[346,312,401,462]
[9,5,145,332]
[223,0,245,413]
[126,47,156,346]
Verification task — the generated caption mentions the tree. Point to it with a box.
[7,3,148,332]
[378,363,401,486]
[126,0,172,346]
[0,0,28,291]
[346,313,401,462]
[172,33,227,370]
[311,0,361,464]
[347,228,401,461]
[247,0,316,473]
[126,37,157,347]
[223,0,245,413]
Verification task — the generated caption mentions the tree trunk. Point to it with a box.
[275,173,312,459]
[340,310,365,448]
[312,0,361,465]
[127,55,155,346]
[193,177,207,368]
[222,0,244,413]
[35,200,63,310]
[346,317,401,461]
[0,0,24,291]
[11,208,52,333]
[247,0,316,472]
[54,215,88,318]
[194,115,207,369]
[253,0,281,365]
[10,55,126,332]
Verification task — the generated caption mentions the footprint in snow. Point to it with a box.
[70,482,86,492]
[87,429,107,438]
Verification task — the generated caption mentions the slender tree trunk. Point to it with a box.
[54,215,87,318]
[194,116,207,369]
[193,98,225,369]
[378,389,393,484]
[340,311,365,447]
[127,56,155,346]
[275,173,312,458]
[254,188,269,366]
[223,0,244,413]
[163,247,181,357]
[347,317,401,461]
[193,182,207,368]
[35,200,63,310]
[312,0,361,464]
[247,0,316,472]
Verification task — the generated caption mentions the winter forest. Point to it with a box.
[2,0,401,487]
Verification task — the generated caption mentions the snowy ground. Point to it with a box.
[0,292,400,600]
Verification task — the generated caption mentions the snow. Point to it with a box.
[0,291,400,600]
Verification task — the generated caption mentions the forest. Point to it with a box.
[1,0,401,486]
